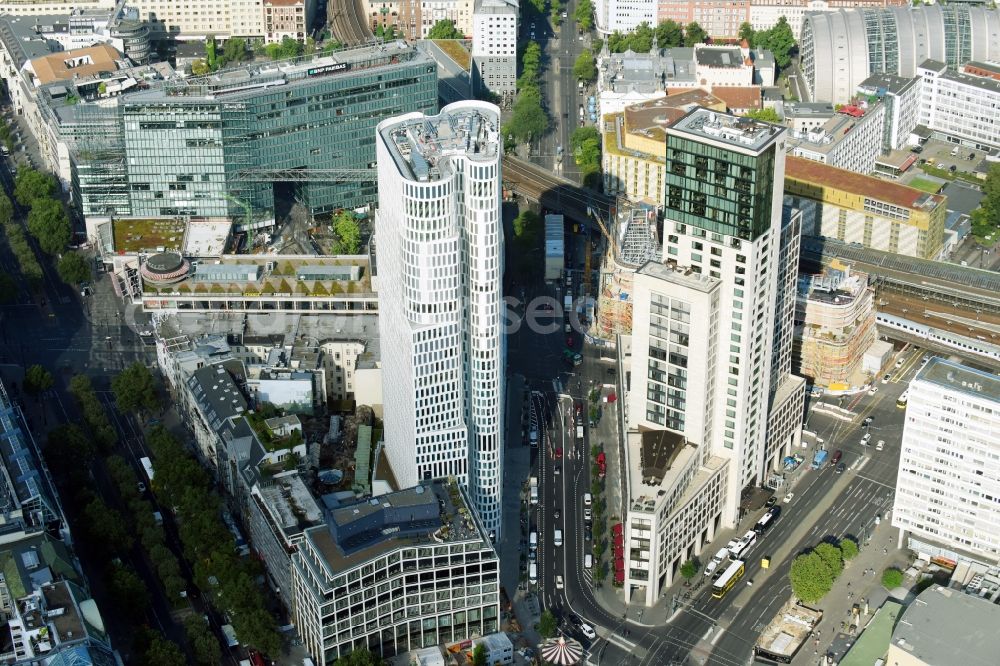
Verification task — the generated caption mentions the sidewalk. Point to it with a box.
[792,517,909,665]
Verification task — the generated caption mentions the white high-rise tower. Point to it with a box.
[374,101,506,536]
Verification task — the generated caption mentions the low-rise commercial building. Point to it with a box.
[291,479,500,662]
[917,59,1000,152]
[888,585,1000,666]
[893,359,1000,569]
[781,101,836,133]
[793,267,876,388]
[785,102,886,174]
[597,44,773,117]
[785,156,946,259]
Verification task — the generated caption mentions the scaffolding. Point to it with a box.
[595,206,659,340]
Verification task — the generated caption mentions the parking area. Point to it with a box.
[903,138,986,184]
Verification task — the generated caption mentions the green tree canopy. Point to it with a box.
[0,191,12,225]
[538,609,558,638]
[333,648,384,666]
[607,22,654,53]
[744,108,782,123]
[753,16,797,68]
[333,211,362,254]
[840,538,859,561]
[571,126,602,188]
[205,36,217,70]
[185,615,223,666]
[24,364,53,394]
[738,21,755,44]
[655,19,683,48]
[266,36,304,60]
[57,250,90,284]
[46,423,97,466]
[143,635,186,666]
[976,163,1000,240]
[220,37,250,66]
[13,168,57,206]
[86,499,133,556]
[426,19,464,39]
[882,567,904,589]
[680,558,700,580]
[513,210,541,242]
[684,22,708,47]
[26,198,70,255]
[574,0,594,32]
[112,361,159,414]
[574,49,598,83]
[789,551,834,603]
[472,644,487,666]
[509,86,549,143]
[0,272,16,304]
[814,542,844,580]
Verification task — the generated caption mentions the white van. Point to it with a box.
[584,493,592,507]
[530,532,538,549]
[584,554,593,569]
[704,547,729,576]
[529,562,537,584]
[580,623,597,640]
[554,529,563,547]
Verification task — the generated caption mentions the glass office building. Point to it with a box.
[72,43,438,221]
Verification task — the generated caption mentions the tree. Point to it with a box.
[185,615,222,666]
[221,37,249,66]
[684,22,708,47]
[630,22,654,52]
[840,538,859,561]
[27,198,71,255]
[426,19,464,39]
[0,191,12,225]
[112,361,159,415]
[205,36,218,70]
[24,364,53,394]
[655,19,683,48]
[109,563,148,614]
[574,0,594,32]
[57,251,90,284]
[85,499,133,555]
[572,125,602,188]
[744,108,782,123]
[190,59,210,76]
[332,211,362,254]
[513,210,541,242]
[333,649,384,666]
[789,552,834,603]
[754,17,797,68]
[144,635,186,666]
[509,87,549,143]
[680,558,700,580]
[266,36,304,60]
[814,542,844,580]
[574,49,597,83]
[47,423,98,465]
[472,644,487,666]
[0,272,15,304]
[738,21,755,44]
[13,168,56,206]
[538,609,558,638]
[882,567,904,589]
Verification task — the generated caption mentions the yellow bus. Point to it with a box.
[712,560,746,599]
[897,391,909,409]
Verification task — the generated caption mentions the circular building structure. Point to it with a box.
[801,5,1000,103]
[140,252,190,286]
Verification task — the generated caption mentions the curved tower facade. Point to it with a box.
[802,5,1000,102]
[375,101,505,536]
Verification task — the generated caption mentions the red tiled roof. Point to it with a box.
[786,156,945,211]
[710,86,762,111]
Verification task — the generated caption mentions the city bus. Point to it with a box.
[712,559,746,599]
[754,509,777,534]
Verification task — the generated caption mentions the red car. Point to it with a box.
[555,448,563,459]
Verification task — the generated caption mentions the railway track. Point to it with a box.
[502,156,614,220]
[328,0,372,45]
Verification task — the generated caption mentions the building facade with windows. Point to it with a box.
[917,59,1000,152]
[375,102,506,538]
[785,102,886,175]
[263,0,309,43]
[784,155,946,259]
[595,0,657,35]
[801,5,1000,103]
[892,358,1000,568]
[660,109,792,524]
[471,0,517,100]
[856,72,920,153]
[623,261,729,605]
[290,480,500,663]
[69,44,437,221]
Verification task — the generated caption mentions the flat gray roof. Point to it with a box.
[695,47,744,68]
[891,585,1000,666]
[940,68,1000,94]
[858,73,917,96]
[916,357,1000,403]
[637,260,719,294]
[669,107,783,153]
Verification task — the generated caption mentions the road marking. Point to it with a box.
[605,633,636,650]
[853,473,896,490]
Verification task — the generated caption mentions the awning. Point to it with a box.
[614,559,625,572]
[614,533,624,547]
[614,570,625,583]
[612,523,623,535]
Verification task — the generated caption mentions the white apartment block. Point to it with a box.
[893,358,1000,568]
[917,59,1000,152]
[623,262,729,604]
[421,0,474,38]
[375,102,505,537]
[132,0,313,39]
[856,73,921,152]
[786,102,885,174]
[661,110,785,524]
[0,0,115,14]
[471,0,517,98]
[595,0,656,34]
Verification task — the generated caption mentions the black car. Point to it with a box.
[765,496,777,508]
[836,462,846,474]
[569,614,582,627]
[585,525,592,540]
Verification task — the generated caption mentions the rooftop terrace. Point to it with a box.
[669,108,782,153]
[380,104,500,182]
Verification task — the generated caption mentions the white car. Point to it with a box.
[579,623,597,640]
[876,440,885,451]
[861,433,872,446]
[868,386,879,396]
[555,575,564,590]
[783,492,794,504]
[895,358,905,368]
